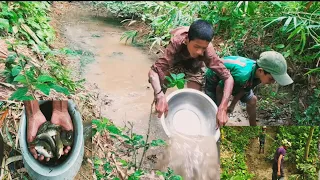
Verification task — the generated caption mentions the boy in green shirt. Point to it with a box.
[258,126,267,154]
[204,51,293,126]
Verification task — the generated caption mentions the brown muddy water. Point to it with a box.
[57,2,242,178]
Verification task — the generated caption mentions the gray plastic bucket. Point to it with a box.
[19,100,84,180]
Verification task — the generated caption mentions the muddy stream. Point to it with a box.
[54,2,249,178]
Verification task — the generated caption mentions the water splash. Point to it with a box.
[156,133,220,180]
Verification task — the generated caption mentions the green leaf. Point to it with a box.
[11,66,22,76]
[119,159,128,166]
[156,170,163,176]
[49,84,70,95]
[282,17,292,31]
[103,162,112,173]
[263,16,287,29]
[170,176,183,180]
[38,75,56,83]
[176,73,185,79]
[287,26,301,40]
[18,96,34,100]
[133,135,144,141]
[170,73,177,80]
[176,80,185,89]
[151,139,166,147]
[35,83,51,95]
[9,87,29,100]
[165,76,173,83]
[6,54,17,63]
[275,44,285,49]
[299,28,306,54]
[107,125,121,135]
[13,75,27,84]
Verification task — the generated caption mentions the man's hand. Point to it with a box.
[216,108,228,128]
[277,171,281,176]
[51,109,73,155]
[27,110,49,162]
[155,93,168,118]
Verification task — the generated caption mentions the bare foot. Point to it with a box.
[51,101,73,155]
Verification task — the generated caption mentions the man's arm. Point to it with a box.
[148,70,165,99]
[148,39,179,118]
[52,100,68,113]
[24,100,40,117]
[205,43,234,126]
[219,75,234,111]
[278,154,283,173]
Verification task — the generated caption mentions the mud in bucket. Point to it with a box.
[19,100,84,180]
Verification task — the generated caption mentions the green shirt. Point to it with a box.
[259,132,266,142]
[205,56,261,95]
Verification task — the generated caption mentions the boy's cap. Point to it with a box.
[257,51,293,86]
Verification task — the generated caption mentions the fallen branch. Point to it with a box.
[138,100,155,169]
[111,154,126,180]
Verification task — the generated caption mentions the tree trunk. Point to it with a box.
[304,126,315,160]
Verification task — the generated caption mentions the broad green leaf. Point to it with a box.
[156,170,164,176]
[107,125,121,135]
[18,96,34,100]
[13,75,27,84]
[9,87,29,100]
[170,73,177,80]
[103,162,112,173]
[6,54,17,63]
[165,76,173,83]
[11,66,22,76]
[38,75,56,83]
[170,176,183,180]
[176,73,185,79]
[176,80,185,89]
[49,84,70,95]
[119,159,128,166]
[151,139,166,146]
[283,51,290,58]
[35,83,51,95]
[121,134,130,139]
[275,44,285,49]
[133,135,144,142]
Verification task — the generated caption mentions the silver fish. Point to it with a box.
[35,141,53,158]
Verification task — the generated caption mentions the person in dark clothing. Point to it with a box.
[272,139,291,180]
[258,126,267,154]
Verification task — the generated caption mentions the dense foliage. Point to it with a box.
[220,126,319,180]
[0,2,82,100]
[268,126,319,180]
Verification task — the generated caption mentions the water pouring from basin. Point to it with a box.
[159,88,221,180]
